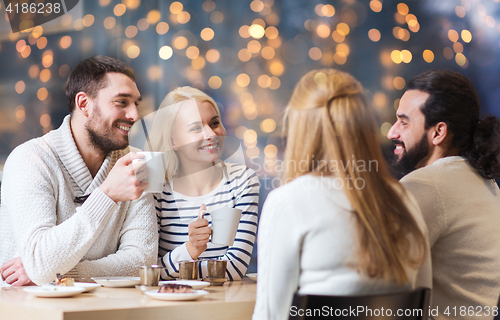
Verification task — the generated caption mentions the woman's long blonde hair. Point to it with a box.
[284,69,426,283]
[147,86,225,180]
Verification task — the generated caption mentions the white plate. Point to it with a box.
[145,289,209,301]
[159,280,210,290]
[74,282,102,292]
[23,286,85,298]
[42,282,101,293]
[91,277,141,288]
[246,273,257,281]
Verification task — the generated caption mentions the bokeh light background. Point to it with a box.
[1,0,500,167]
[1,0,500,269]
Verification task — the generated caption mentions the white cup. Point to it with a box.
[132,151,167,193]
[209,207,242,247]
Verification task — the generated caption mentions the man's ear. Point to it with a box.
[75,92,90,117]
[430,121,448,146]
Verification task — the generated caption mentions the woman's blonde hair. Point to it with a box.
[147,86,225,180]
[283,69,426,284]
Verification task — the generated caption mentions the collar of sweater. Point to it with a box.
[47,115,127,196]
[431,155,466,167]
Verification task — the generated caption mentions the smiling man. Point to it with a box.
[0,56,157,286]
[388,70,500,320]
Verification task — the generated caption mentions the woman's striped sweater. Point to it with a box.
[155,162,259,280]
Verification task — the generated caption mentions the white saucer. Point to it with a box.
[91,277,140,288]
[159,280,210,290]
[246,273,257,281]
[145,289,209,301]
[74,282,102,292]
[42,282,101,293]
[23,286,85,298]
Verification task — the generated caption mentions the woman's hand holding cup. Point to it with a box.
[186,204,212,259]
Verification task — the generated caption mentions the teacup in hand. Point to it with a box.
[132,151,167,193]
[209,207,242,247]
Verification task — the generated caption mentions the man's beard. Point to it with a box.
[85,104,132,154]
[392,132,430,176]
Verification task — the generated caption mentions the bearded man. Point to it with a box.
[388,70,500,320]
[0,56,157,286]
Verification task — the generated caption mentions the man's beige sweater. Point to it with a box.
[401,156,500,320]
[0,115,158,285]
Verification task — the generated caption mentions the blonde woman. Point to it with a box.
[253,69,431,320]
[148,86,259,280]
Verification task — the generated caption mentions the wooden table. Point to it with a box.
[0,278,257,320]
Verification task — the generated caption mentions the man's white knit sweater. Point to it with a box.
[401,156,500,320]
[0,115,158,285]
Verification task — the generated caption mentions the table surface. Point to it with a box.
[0,278,257,320]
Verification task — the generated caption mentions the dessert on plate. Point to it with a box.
[54,273,74,286]
[158,283,193,293]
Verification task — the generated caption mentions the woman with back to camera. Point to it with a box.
[148,86,259,281]
[252,69,431,320]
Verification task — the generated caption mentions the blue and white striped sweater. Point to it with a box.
[155,163,259,281]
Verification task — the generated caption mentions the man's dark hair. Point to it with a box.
[65,55,135,113]
[407,70,500,179]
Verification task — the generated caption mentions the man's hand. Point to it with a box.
[1,257,35,286]
[99,152,149,202]
[186,204,211,259]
